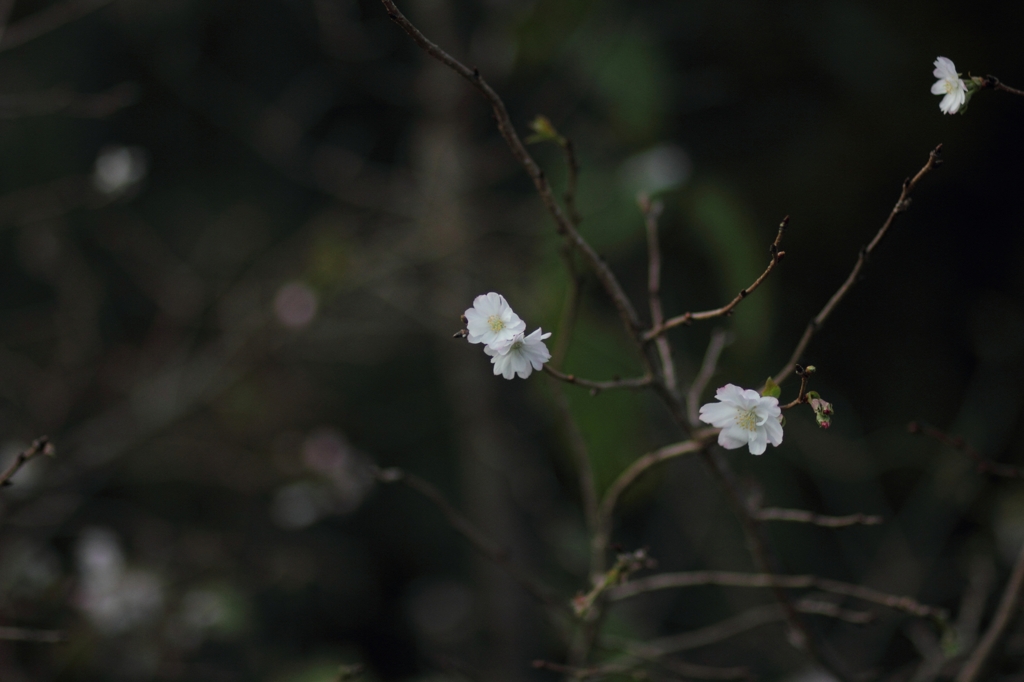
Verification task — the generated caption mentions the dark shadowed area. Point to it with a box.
[0,0,1022,680]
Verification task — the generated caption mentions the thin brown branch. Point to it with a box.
[607,570,948,621]
[752,507,883,527]
[0,626,65,643]
[374,466,563,610]
[594,430,718,561]
[955,539,1024,682]
[780,368,811,409]
[606,598,873,658]
[543,365,652,395]
[0,436,53,488]
[686,329,730,426]
[646,217,787,339]
[0,0,112,53]
[380,0,642,337]
[774,146,943,384]
[641,195,678,393]
[978,75,1024,97]
[909,421,1024,478]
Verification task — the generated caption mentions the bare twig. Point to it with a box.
[955,540,1024,682]
[641,195,678,393]
[0,625,65,643]
[646,217,787,340]
[774,146,943,384]
[374,466,562,610]
[780,364,817,410]
[686,329,730,426]
[607,570,948,621]
[909,422,1024,478]
[605,598,873,658]
[0,437,53,488]
[380,0,642,337]
[543,365,652,395]
[978,75,1024,97]
[0,0,113,53]
[595,429,719,554]
[752,507,883,527]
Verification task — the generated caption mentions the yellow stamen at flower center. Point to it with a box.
[944,81,957,94]
[488,315,505,332]
[735,409,758,432]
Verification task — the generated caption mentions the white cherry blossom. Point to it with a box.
[698,384,783,455]
[464,293,525,348]
[484,328,552,380]
[931,57,968,115]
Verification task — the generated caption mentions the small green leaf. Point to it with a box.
[761,377,781,398]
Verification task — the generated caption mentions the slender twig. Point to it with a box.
[978,75,1024,97]
[0,0,113,53]
[686,329,730,426]
[955,540,1024,682]
[374,466,563,610]
[909,422,1023,478]
[751,508,883,527]
[380,0,642,338]
[595,429,719,555]
[543,365,652,395]
[640,195,678,393]
[0,436,53,488]
[774,146,943,384]
[607,570,948,620]
[645,217,787,340]
[780,365,813,410]
[605,598,873,659]
[0,626,65,643]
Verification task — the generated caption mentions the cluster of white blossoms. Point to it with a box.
[699,384,784,456]
[463,293,552,380]
[932,56,968,115]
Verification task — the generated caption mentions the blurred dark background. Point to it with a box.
[0,0,1022,679]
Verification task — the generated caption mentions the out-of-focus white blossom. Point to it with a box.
[93,145,148,195]
[75,527,164,635]
[484,328,551,380]
[699,384,783,455]
[931,57,968,115]
[464,293,525,348]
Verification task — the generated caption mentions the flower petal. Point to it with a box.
[718,425,749,450]
[764,417,784,447]
[699,401,737,427]
[747,428,768,455]
[715,384,745,406]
